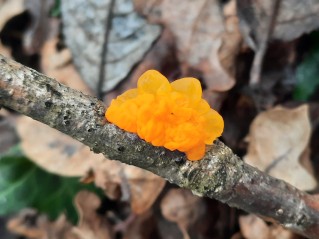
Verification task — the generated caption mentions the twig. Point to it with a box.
[97,0,116,99]
[0,55,319,238]
[249,0,281,86]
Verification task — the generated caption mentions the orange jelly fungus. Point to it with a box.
[105,70,224,160]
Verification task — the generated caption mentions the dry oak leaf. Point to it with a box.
[239,214,300,239]
[122,210,156,239]
[0,0,25,32]
[93,159,165,214]
[136,0,242,91]
[16,116,165,214]
[72,191,114,239]
[23,0,55,54]
[0,40,11,57]
[0,109,19,154]
[237,0,319,49]
[244,105,317,191]
[16,115,104,176]
[41,36,93,95]
[160,188,206,239]
[7,208,77,239]
[61,0,161,92]
[239,214,270,239]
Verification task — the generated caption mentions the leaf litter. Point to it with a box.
[1,0,319,238]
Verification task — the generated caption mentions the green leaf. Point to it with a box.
[0,146,100,223]
[293,32,319,101]
[50,0,61,17]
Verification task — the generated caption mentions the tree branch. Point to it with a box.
[0,54,318,238]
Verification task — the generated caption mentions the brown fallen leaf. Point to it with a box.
[135,0,242,92]
[160,188,206,239]
[0,0,25,32]
[61,0,161,93]
[0,109,19,153]
[72,191,114,239]
[7,192,115,239]
[23,0,55,54]
[40,26,93,95]
[7,208,77,239]
[239,214,301,239]
[239,214,270,239]
[244,105,317,191]
[237,0,319,49]
[231,232,244,239]
[16,115,165,214]
[269,225,302,239]
[122,210,157,239]
[0,40,11,57]
[105,28,178,104]
[16,115,104,176]
[93,159,166,214]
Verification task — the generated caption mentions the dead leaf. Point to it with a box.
[93,159,166,214]
[231,232,244,239]
[0,109,19,154]
[237,0,319,49]
[16,115,104,176]
[239,214,301,239]
[122,210,157,239]
[244,105,317,191]
[0,0,25,32]
[160,188,205,239]
[269,225,301,239]
[0,40,11,57]
[7,192,115,239]
[0,0,57,55]
[72,191,114,239]
[61,0,161,93]
[40,28,93,95]
[22,0,55,54]
[105,29,178,104]
[136,0,242,92]
[16,116,165,214]
[239,214,270,239]
[7,208,77,239]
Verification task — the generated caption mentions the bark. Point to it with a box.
[0,54,319,238]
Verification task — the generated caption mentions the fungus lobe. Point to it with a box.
[105,70,224,160]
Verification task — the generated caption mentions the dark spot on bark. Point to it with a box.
[45,101,52,108]
[91,102,95,106]
[63,120,70,126]
[88,128,93,132]
[117,146,125,152]
[296,214,306,226]
[46,84,62,97]
[92,147,101,154]
[63,116,68,120]
[174,156,185,164]
[0,89,9,98]
[1,58,6,63]
[17,98,24,104]
[81,110,85,115]
[188,168,201,185]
